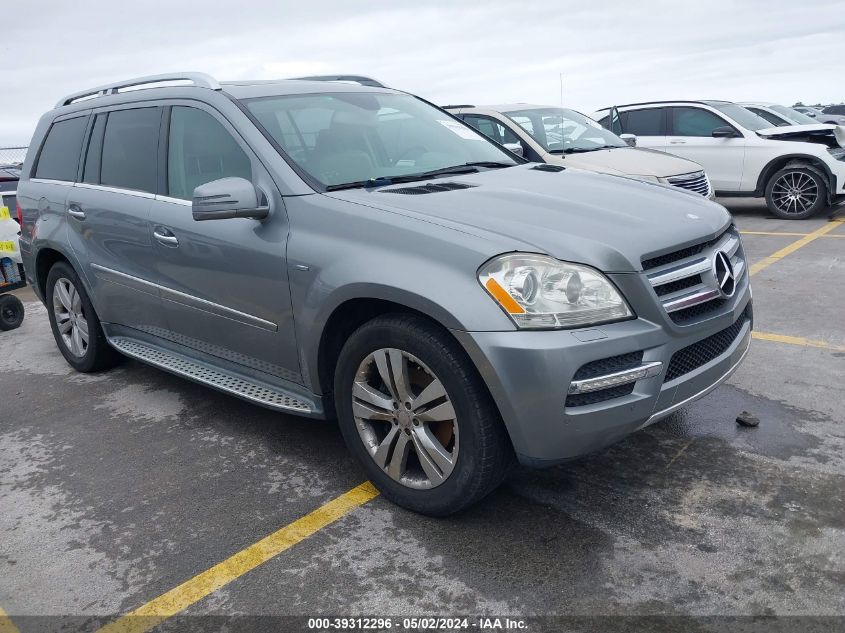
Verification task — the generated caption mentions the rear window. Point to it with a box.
[100,107,161,194]
[34,116,88,181]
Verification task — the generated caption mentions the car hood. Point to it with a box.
[544,146,704,178]
[757,124,845,148]
[325,164,731,273]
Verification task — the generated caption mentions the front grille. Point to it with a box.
[572,351,644,380]
[566,383,635,408]
[381,182,475,195]
[654,274,701,297]
[643,226,746,326]
[667,171,711,197]
[670,298,727,324]
[642,230,726,271]
[665,308,749,381]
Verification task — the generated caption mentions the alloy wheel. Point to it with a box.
[771,171,819,216]
[352,348,459,489]
[52,277,89,358]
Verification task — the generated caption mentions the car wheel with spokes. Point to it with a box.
[46,260,120,372]
[765,165,828,220]
[335,313,514,516]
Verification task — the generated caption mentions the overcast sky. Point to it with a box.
[2,0,843,146]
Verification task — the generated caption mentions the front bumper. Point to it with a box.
[453,289,752,467]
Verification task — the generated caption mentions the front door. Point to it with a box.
[146,104,301,384]
[665,106,746,192]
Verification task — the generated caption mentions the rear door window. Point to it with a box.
[620,108,664,136]
[100,107,162,194]
[34,116,89,181]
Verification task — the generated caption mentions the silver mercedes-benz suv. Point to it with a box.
[17,73,752,515]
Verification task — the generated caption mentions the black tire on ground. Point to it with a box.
[0,294,24,331]
[764,165,829,220]
[334,313,514,516]
[45,260,120,372]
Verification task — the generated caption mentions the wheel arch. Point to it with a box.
[756,153,835,201]
[314,295,463,401]
[34,246,73,301]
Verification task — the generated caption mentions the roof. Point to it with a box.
[594,100,733,112]
[54,72,396,111]
[446,103,560,113]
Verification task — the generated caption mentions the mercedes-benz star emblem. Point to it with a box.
[713,250,736,298]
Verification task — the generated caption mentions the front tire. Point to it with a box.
[45,261,120,372]
[334,314,514,516]
[765,165,828,220]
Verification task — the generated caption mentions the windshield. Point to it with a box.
[244,92,518,187]
[769,105,817,125]
[710,103,772,131]
[502,107,627,153]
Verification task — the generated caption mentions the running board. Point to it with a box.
[109,336,313,414]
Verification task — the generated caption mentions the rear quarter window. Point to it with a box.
[34,116,89,181]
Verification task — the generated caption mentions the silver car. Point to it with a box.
[18,73,752,515]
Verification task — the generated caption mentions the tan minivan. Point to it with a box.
[446,104,714,199]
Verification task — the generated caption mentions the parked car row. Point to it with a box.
[793,105,845,126]
[593,100,845,219]
[18,72,752,515]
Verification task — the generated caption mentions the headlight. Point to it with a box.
[478,253,634,329]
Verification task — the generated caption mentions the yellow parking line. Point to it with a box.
[752,331,845,352]
[97,482,380,633]
[0,608,21,633]
[749,220,843,276]
[740,230,845,237]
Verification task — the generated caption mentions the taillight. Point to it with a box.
[16,201,23,224]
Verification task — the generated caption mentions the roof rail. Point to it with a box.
[441,105,475,109]
[292,74,388,88]
[56,72,221,108]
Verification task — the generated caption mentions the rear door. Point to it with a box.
[666,106,746,191]
[145,103,301,384]
[65,105,168,331]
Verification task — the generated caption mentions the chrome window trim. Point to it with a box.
[1,190,17,197]
[73,182,156,199]
[29,178,70,186]
[155,194,192,206]
[90,263,277,332]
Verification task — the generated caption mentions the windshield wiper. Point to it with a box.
[324,161,515,191]
[552,145,624,154]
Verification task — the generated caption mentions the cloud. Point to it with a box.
[2,0,843,145]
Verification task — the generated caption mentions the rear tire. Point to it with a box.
[765,165,828,220]
[46,261,120,372]
[334,313,514,516]
[0,294,24,331]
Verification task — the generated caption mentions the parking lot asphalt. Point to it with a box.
[1,199,844,632]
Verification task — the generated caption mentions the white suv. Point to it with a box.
[593,100,845,219]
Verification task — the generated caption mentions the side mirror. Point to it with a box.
[503,142,524,157]
[620,133,637,147]
[192,177,269,222]
[807,112,816,118]
[712,126,739,138]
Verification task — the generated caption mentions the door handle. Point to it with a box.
[669,139,686,145]
[153,229,179,247]
[67,203,86,220]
